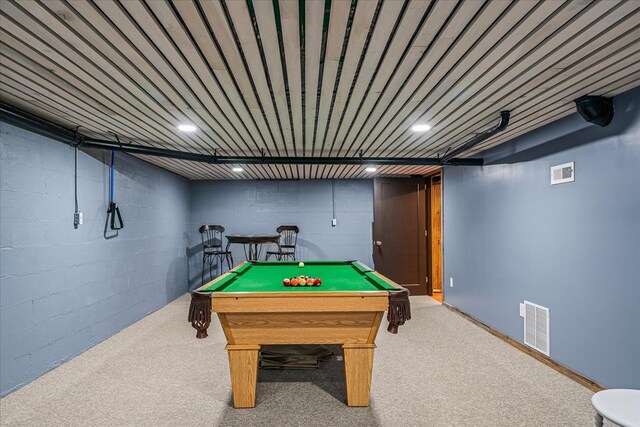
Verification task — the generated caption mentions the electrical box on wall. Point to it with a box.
[550,162,575,185]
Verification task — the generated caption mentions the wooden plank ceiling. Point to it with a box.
[1,0,639,180]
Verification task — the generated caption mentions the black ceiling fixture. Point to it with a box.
[574,95,614,127]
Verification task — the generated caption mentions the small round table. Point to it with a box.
[591,389,640,427]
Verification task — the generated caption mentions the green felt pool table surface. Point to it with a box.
[200,260,398,293]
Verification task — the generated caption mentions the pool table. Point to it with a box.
[188,260,411,408]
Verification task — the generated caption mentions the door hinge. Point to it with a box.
[426,276,429,283]
[425,230,428,237]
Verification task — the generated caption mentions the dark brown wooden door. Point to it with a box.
[373,177,427,296]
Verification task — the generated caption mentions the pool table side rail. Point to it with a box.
[212,293,390,313]
[368,270,405,290]
[352,261,373,273]
[194,261,250,292]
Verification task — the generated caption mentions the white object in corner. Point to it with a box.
[550,162,575,185]
[523,301,550,356]
[592,389,640,427]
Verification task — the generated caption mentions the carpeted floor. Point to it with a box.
[0,295,601,426]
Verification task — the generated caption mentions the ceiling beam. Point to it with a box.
[0,102,482,166]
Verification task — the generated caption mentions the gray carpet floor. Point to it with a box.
[0,295,601,426]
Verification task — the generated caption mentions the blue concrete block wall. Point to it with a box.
[188,180,374,289]
[0,123,190,396]
[443,87,640,388]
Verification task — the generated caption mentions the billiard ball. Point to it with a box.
[299,262,304,267]
[313,278,321,286]
[291,278,299,286]
[283,278,290,286]
[306,278,314,285]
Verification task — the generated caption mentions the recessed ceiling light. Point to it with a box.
[411,123,431,132]
[365,167,377,172]
[232,167,243,172]
[177,124,197,132]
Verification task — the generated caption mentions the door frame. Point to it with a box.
[426,171,443,297]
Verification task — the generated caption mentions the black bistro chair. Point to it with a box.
[265,225,300,261]
[199,225,233,285]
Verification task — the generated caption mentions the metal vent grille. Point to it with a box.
[550,162,575,185]
[524,301,550,356]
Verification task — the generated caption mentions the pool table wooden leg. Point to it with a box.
[343,343,376,407]
[225,344,260,408]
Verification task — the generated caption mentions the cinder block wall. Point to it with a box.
[188,180,374,289]
[0,123,190,396]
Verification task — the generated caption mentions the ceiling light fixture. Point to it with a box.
[411,123,431,132]
[232,167,243,172]
[365,167,377,172]
[177,124,197,132]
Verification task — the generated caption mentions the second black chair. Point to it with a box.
[199,225,233,285]
[265,225,300,261]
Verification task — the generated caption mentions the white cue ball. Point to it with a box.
[299,262,304,267]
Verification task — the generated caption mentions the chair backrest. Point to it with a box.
[276,225,299,249]
[199,225,225,249]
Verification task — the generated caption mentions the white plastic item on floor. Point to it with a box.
[591,389,640,427]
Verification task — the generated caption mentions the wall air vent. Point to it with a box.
[523,301,550,356]
[550,162,575,185]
